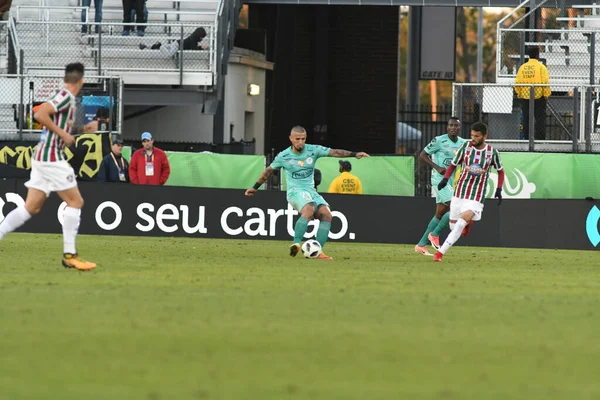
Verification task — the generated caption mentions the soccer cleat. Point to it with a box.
[461,220,474,237]
[317,253,333,260]
[62,253,97,271]
[427,233,441,250]
[289,243,301,257]
[433,251,444,262]
[414,244,433,256]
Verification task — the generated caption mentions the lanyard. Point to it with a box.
[111,152,125,170]
[146,152,154,163]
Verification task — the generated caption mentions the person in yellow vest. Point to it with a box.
[328,160,363,194]
[515,46,551,140]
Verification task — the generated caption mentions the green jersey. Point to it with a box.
[270,144,331,191]
[424,134,467,183]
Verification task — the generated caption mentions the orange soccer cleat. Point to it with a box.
[427,233,441,250]
[289,243,301,257]
[414,244,433,256]
[62,253,97,271]
[433,251,444,262]
[317,253,333,260]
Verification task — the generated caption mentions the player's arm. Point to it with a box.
[493,150,504,205]
[245,166,276,196]
[419,150,445,175]
[328,149,370,159]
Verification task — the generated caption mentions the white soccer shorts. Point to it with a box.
[449,196,484,221]
[25,160,78,196]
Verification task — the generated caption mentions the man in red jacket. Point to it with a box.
[129,132,170,185]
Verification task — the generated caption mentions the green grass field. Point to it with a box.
[0,233,599,400]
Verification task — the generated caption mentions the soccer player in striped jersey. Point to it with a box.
[0,62,99,270]
[433,122,505,262]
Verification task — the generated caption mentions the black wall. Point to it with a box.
[248,5,399,156]
[0,179,598,251]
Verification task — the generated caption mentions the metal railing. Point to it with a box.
[0,73,123,141]
[11,19,215,85]
[498,28,599,83]
[452,83,600,153]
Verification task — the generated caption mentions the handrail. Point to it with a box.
[15,6,90,22]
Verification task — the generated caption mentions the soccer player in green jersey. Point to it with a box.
[415,117,467,256]
[433,122,505,262]
[245,126,369,260]
[0,63,99,270]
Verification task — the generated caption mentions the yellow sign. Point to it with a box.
[0,133,106,179]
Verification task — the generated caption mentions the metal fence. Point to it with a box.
[498,28,599,83]
[452,83,600,153]
[9,11,216,86]
[0,74,124,141]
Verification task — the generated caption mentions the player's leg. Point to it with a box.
[56,187,96,270]
[434,199,482,261]
[314,205,333,260]
[428,202,450,249]
[289,203,314,256]
[416,184,450,255]
[0,188,46,241]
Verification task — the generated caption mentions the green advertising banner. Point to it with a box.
[122,149,265,189]
[164,152,265,189]
[483,153,600,199]
[281,156,415,196]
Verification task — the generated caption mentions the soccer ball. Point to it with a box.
[301,239,322,259]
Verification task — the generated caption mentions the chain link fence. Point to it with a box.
[9,6,216,86]
[497,1,600,83]
[453,83,600,153]
[0,74,123,142]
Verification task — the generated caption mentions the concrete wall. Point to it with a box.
[122,50,270,155]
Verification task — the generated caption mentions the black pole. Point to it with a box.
[98,25,102,76]
[586,87,592,153]
[529,85,535,152]
[406,6,421,107]
[179,25,184,85]
[590,32,596,85]
[18,50,24,140]
[572,87,579,153]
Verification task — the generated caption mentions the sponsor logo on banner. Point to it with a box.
[0,191,354,241]
[586,205,600,247]
[488,168,537,199]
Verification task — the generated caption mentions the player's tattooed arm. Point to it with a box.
[256,166,275,185]
[246,166,275,196]
[329,149,370,159]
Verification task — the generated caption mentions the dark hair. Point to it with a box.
[191,27,207,41]
[527,46,540,60]
[290,125,306,135]
[64,62,84,83]
[339,160,352,172]
[449,116,461,123]
[471,122,488,136]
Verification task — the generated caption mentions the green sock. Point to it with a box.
[293,217,310,243]
[431,212,450,237]
[316,221,331,247]
[417,216,440,246]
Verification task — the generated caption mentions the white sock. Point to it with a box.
[0,206,32,240]
[439,218,467,255]
[62,206,81,255]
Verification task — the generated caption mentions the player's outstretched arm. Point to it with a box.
[328,149,370,159]
[245,166,275,196]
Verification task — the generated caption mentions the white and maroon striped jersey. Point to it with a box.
[451,142,503,203]
[34,89,76,162]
